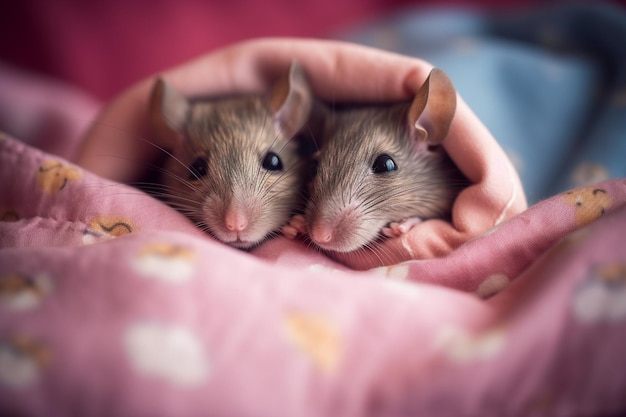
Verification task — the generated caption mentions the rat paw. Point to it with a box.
[382,217,423,238]
[282,214,307,240]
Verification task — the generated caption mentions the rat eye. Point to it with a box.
[372,154,397,174]
[188,157,208,180]
[262,151,283,171]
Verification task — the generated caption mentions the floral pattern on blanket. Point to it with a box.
[1,133,626,416]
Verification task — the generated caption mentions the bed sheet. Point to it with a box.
[1,3,626,416]
[1,132,625,415]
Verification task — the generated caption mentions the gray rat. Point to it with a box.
[287,68,468,254]
[148,62,315,249]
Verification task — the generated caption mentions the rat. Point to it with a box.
[284,68,469,254]
[148,61,315,249]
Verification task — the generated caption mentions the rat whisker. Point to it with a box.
[144,62,314,249]
[305,69,465,255]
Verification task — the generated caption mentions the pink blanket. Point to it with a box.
[1,135,626,415]
[1,48,626,415]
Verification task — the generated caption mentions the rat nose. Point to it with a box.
[310,224,334,245]
[225,207,249,232]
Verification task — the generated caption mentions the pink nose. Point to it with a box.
[225,209,249,232]
[310,224,334,245]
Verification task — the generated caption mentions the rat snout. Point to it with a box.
[202,194,267,249]
[308,202,372,253]
[224,205,250,232]
[310,223,335,245]
[221,197,264,239]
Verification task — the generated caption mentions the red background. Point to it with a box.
[1,0,555,99]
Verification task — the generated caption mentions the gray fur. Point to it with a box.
[306,101,468,253]
[150,62,313,249]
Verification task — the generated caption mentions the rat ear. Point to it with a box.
[408,68,457,145]
[149,77,190,142]
[268,61,314,139]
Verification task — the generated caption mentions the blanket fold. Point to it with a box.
[1,132,626,416]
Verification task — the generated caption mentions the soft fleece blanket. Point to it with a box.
[1,134,626,416]
[2,4,626,417]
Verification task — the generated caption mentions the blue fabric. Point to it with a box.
[341,3,626,204]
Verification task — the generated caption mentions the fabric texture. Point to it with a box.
[1,3,626,416]
[1,133,626,416]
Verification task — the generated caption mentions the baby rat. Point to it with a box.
[292,68,468,254]
[149,62,314,249]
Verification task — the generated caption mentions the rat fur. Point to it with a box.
[148,62,315,249]
[302,68,469,253]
